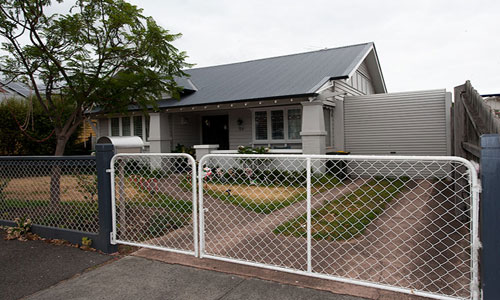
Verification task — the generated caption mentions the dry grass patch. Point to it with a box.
[205,183,305,204]
[4,175,95,202]
[205,183,307,214]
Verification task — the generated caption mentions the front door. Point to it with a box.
[202,115,229,150]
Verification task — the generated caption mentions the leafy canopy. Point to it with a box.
[0,0,191,153]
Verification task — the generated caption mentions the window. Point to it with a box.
[255,111,267,140]
[253,107,302,143]
[324,108,334,147]
[107,115,150,142]
[122,117,131,136]
[133,116,143,139]
[287,109,301,139]
[271,110,284,139]
[145,116,150,142]
[111,118,120,136]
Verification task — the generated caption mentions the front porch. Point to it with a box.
[147,97,340,158]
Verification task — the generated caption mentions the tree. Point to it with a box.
[0,98,79,155]
[0,0,190,155]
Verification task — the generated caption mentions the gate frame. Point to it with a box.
[198,154,480,300]
[109,153,198,257]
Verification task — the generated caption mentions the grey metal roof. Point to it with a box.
[160,42,375,108]
[0,80,33,98]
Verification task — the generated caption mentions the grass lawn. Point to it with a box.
[274,177,408,241]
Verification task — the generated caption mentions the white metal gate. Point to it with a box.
[198,154,480,300]
[110,153,198,256]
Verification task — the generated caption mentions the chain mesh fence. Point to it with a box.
[0,157,99,233]
[111,154,197,255]
[199,154,478,300]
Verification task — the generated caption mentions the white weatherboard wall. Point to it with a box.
[344,89,451,156]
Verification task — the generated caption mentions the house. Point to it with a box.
[0,79,97,150]
[93,42,451,158]
[483,94,500,118]
[0,80,34,102]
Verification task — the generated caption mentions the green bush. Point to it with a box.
[0,99,79,155]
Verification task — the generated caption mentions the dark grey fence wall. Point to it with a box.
[0,145,116,253]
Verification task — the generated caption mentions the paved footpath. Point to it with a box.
[25,255,366,300]
[0,232,112,300]
[1,230,366,300]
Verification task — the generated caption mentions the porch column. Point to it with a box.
[300,101,326,155]
[148,112,172,153]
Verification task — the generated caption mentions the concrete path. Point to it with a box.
[25,256,366,300]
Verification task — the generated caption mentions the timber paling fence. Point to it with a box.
[453,80,500,162]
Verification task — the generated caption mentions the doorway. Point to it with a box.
[202,115,229,150]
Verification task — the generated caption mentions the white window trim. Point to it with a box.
[251,106,302,144]
[107,115,150,145]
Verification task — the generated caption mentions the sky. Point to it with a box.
[125,0,500,95]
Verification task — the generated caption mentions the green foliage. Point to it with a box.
[172,144,195,156]
[274,177,408,241]
[237,145,270,154]
[1,199,99,232]
[81,237,92,247]
[74,174,97,202]
[0,0,191,154]
[0,99,79,155]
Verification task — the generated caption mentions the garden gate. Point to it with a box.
[198,154,480,300]
[109,153,479,300]
[109,153,198,256]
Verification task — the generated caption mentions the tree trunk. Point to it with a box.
[50,135,69,205]
[54,135,68,156]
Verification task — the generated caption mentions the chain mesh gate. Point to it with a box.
[198,154,480,300]
[110,153,198,256]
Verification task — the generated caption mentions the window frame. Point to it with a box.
[107,114,150,143]
[251,106,302,144]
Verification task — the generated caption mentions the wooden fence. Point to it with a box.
[453,81,500,162]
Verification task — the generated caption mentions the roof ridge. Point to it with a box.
[185,42,374,72]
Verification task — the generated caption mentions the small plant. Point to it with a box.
[172,143,195,156]
[237,145,269,154]
[81,237,92,249]
[5,216,32,241]
[74,174,98,202]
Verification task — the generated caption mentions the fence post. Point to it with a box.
[480,134,500,300]
[95,144,118,253]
